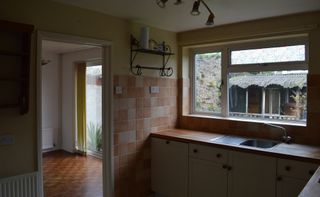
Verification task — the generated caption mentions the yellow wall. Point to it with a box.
[0,0,177,177]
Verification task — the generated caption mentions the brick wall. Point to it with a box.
[113,75,178,197]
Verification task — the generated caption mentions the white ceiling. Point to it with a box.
[42,40,95,54]
[52,0,320,32]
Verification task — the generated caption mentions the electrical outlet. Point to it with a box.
[115,86,122,95]
[150,86,160,94]
[0,135,14,145]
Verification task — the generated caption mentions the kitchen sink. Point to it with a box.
[240,139,280,149]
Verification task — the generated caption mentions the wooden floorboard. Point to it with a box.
[43,150,103,197]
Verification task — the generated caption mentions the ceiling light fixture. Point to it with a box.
[156,0,168,8]
[174,0,183,5]
[191,0,201,16]
[156,0,215,26]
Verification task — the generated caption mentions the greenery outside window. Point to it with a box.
[191,37,308,125]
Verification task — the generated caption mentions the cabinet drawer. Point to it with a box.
[152,137,188,153]
[189,143,228,164]
[277,159,319,180]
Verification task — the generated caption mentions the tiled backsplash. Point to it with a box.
[113,75,178,197]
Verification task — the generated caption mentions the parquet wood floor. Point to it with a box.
[43,150,102,197]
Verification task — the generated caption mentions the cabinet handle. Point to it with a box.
[285,166,291,171]
[222,164,228,169]
[277,176,282,181]
[193,149,198,153]
[216,153,221,158]
[309,170,315,176]
[166,140,170,144]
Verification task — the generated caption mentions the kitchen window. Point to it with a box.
[192,37,308,124]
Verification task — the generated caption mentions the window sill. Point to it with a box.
[184,113,306,127]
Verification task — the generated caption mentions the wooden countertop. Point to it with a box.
[299,167,320,197]
[151,129,320,163]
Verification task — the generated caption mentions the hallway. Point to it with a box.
[43,151,102,197]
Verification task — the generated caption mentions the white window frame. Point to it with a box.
[191,47,226,116]
[190,36,309,125]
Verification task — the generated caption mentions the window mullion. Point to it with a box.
[221,48,229,117]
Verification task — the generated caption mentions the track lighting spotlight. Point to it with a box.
[156,0,215,26]
[206,13,214,25]
[156,0,168,8]
[174,0,183,5]
[191,0,201,16]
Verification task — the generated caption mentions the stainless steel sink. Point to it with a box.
[240,139,280,148]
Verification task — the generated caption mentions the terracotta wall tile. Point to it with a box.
[136,98,143,109]
[136,87,145,98]
[113,75,178,197]
[127,87,136,98]
[118,131,136,144]
[114,145,119,156]
[114,133,119,145]
[143,107,151,118]
[143,98,151,107]
[114,110,128,123]
[127,76,136,87]
[127,98,136,109]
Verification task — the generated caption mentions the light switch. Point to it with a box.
[0,135,14,145]
[150,86,160,94]
[115,86,122,95]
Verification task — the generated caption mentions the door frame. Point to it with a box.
[36,31,114,197]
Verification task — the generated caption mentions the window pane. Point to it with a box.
[86,65,102,152]
[228,70,307,122]
[194,52,222,113]
[231,45,305,65]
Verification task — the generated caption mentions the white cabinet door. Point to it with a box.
[276,159,318,197]
[277,176,307,197]
[228,151,277,197]
[151,138,188,197]
[189,158,228,197]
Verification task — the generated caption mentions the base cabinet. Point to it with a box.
[276,159,318,197]
[189,158,228,197]
[151,137,319,197]
[228,151,277,197]
[277,177,307,197]
[151,138,188,197]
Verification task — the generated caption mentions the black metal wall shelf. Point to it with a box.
[130,35,174,77]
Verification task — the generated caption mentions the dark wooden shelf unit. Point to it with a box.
[0,20,34,114]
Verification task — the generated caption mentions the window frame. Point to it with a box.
[191,47,227,116]
[190,36,309,124]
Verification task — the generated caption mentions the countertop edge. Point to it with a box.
[150,129,320,164]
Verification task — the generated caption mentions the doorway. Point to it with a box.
[37,32,113,197]
[86,64,103,157]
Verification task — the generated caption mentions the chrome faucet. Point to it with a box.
[264,123,292,144]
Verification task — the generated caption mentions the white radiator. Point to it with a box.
[42,128,54,150]
[0,172,38,197]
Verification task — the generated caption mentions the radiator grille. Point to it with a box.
[0,172,38,197]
